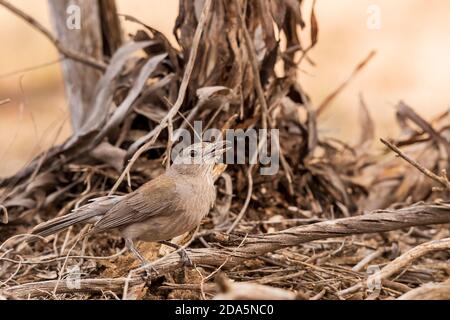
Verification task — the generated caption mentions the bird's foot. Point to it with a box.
[125,238,159,279]
[159,240,193,267]
[178,248,193,267]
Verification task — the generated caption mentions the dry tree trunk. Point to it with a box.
[48,0,122,131]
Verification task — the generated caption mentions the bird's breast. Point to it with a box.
[126,174,216,242]
[178,177,216,218]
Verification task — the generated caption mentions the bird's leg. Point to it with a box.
[125,238,159,277]
[158,240,193,267]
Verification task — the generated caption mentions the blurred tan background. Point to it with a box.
[1,0,449,177]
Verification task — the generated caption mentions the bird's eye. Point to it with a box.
[190,150,197,157]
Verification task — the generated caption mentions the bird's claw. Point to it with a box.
[178,248,193,267]
[158,240,193,267]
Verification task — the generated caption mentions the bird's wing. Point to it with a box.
[92,174,182,232]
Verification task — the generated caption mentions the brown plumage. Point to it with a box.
[32,141,228,267]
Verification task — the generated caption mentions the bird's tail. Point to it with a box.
[31,195,123,238]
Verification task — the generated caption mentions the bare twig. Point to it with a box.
[397,101,450,156]
[339,237,450,296]
[367,237,450,284]
[317,50,376,116]
[214,274,298,300]
[352,247,385,272]
[0,98,11,106]
[0,59,63,79]
[381,138,450,191]
[0,248,127,265]
[397,279,450,300]
[0,0,106,71]
[226,168,253,234]
[357,93,375,146]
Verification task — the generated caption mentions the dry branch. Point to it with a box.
[396,101,450,156]
[2,202,449,298]
[0,98,11,106]
[397,279,450,300]
[368,237,450,284]
[317,51,376,116]
[381,138,450,192]
[339,237,450,296]
[0,0,106,70]
[213,274,299,300]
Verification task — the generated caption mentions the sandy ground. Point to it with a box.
[1,0,450,177]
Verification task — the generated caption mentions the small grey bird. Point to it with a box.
[32,141,228,269]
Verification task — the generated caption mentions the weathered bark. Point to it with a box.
[398,280,450,300]
[48,0,122,132]
[99,0,123,55]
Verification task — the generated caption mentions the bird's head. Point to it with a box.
[169,141,229,177]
